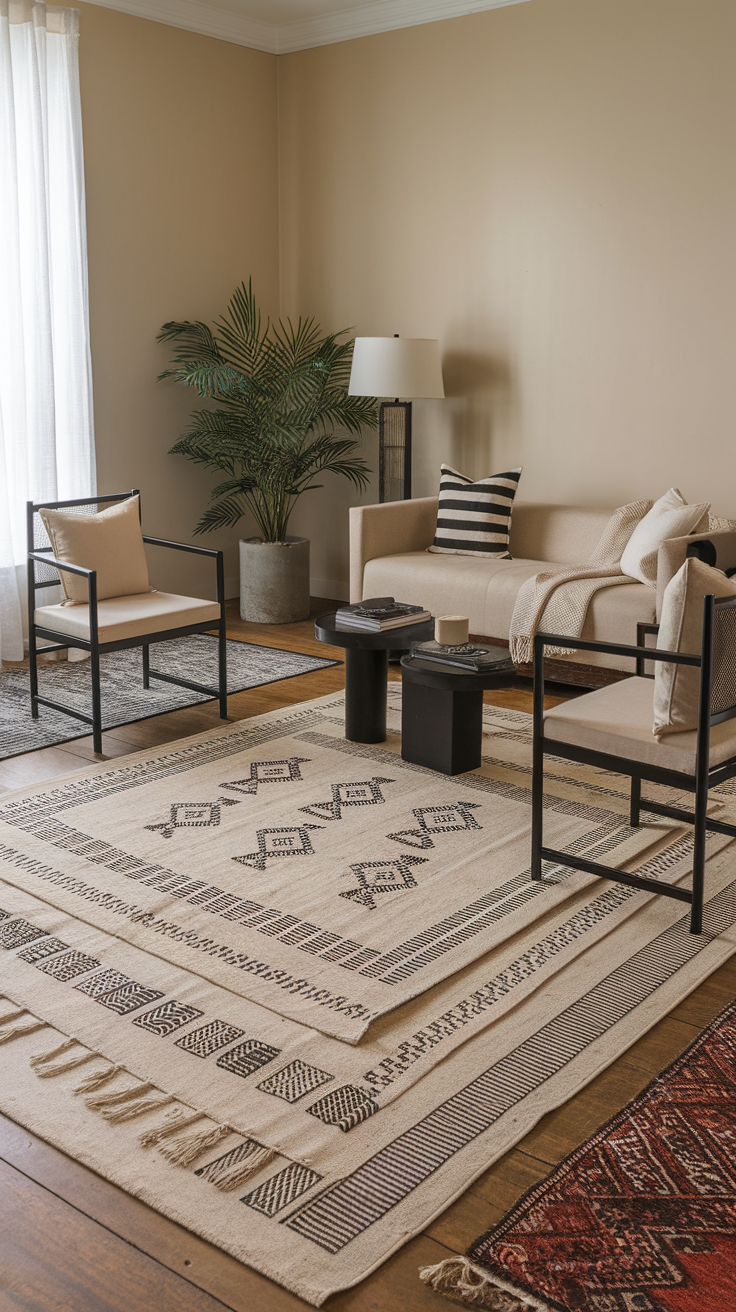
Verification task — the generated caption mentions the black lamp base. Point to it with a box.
[379,401,412,502]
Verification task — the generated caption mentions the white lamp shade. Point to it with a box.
[349,337,445,399]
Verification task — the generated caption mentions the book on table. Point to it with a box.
[335,597,431,632]
[410,640,515,672]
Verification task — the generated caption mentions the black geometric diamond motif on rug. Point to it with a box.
[340,855,428,910]
[300,776,395,821]
[388,801,482,849]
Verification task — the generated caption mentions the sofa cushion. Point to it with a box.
[508,504,615,565]
[35,592,220,645]
[363,551,549,639]
[363,554,657,672]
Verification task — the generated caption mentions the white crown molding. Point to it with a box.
[83,0,530,55]
[277,0,531,53]
[84,0,278,51]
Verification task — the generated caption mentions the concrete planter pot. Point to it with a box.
[239,536,310,624]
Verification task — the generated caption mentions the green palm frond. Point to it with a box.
[160,280,377,542]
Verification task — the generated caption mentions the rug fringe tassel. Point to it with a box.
[84,1082,156,1113]
[209,1142,275,1192]
[419,1257,543,1311]
[139,1109,204,1148]
[35,1052,97,1078]
[31,1037,97,1079]
[0,1007,26,1028]
[158,1121,231,1168]
[0,1019,47,1045]
[74,1063,125,1094]
[100,1093,175,1124]
[30,1038,79,1068]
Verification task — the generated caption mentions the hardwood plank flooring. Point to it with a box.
[0,596,733,1310]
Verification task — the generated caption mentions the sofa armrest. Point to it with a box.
[656,529,736,618]
[349,497,438,602]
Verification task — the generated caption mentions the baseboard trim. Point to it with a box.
[310,577,349,603]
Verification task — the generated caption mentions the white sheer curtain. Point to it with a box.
[0,0,96,662]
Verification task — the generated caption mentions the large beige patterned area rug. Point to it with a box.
[0,687,735,1305]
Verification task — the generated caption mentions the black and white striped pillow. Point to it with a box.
[428,464,522,558]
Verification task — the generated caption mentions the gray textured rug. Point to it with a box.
[0,636,339,759]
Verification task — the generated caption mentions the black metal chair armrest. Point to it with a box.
[28,551,95,579]
[141,538,225,607]
[534,631,700,668]
[142,536,220,558]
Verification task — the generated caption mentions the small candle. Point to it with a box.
[435,615,469,646]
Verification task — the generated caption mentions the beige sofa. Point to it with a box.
[349,498,736,682]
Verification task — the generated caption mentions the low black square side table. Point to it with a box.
[400,649,518,774]
[314,613,435,743]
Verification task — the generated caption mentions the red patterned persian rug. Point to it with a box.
[421,999,736,1312]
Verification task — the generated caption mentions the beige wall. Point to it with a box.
[78,4,278,599]
[278,0,736,597]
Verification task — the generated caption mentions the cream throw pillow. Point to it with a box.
[40,496,152,605]
[653,556,736,736]
[620,488,710,587]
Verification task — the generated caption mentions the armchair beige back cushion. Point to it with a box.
[40,495,152,604]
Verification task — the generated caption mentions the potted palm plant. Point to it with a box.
[158,281,377,622]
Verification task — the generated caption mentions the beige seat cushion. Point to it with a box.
[544,676,736,774]
[363,553,656,669]
[35,592,220,645]
[363,552,550,639]
[40,495,151,604]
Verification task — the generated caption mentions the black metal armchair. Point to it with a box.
[531,591,736,935]
[27,490,227,755]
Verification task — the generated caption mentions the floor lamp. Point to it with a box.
[348,337,445,502]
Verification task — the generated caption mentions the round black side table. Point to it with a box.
[315,613,435,743]
[400,649,518,774]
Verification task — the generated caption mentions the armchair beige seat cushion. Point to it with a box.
[544,676,736,774]
[34,592,220,645]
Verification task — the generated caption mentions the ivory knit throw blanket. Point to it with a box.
[509,499,652,666]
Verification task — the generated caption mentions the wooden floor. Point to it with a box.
[1,598,734,1311]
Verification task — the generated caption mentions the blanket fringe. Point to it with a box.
[419,1256,542,1311]
[139,1109,204,1148]
[158,1121,231,1168]
[74,1063,125,1094]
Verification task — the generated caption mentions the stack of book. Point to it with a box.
[411,640,515,672]
[335,597,431,632]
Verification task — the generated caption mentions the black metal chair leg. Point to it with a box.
[691,774,708,936]
[630,776,641,827]
[90,647,103,754]
[531,636,544,880]
[29,628,39,718]
[142,645,150,688]
[218,620,228,719]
